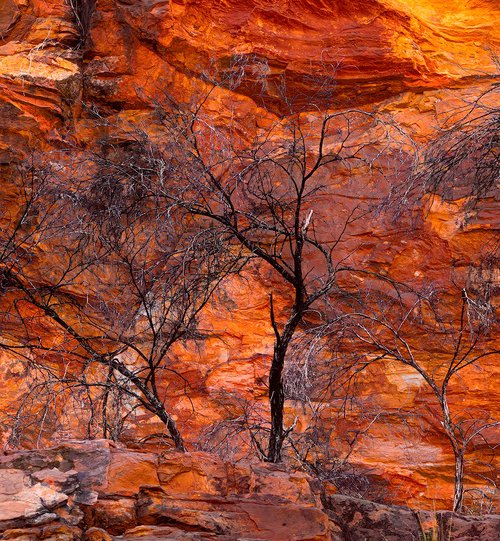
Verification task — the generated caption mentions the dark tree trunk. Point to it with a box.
[267,347,286,462]
[156,407,187,452]
[266,310,302,463]
[109,359,187,452]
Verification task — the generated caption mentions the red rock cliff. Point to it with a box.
[0,0,498,512]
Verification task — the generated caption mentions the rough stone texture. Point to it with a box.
[0,469,68,526]
[85,498,136,536]
[326,495,500,541]
[0,0,20,37]
[84,528,112,541]
[0,0,498,512]
[0,443,498,540]
[1,524,82,541]
[106,451,159,497]
[136,487,329,540]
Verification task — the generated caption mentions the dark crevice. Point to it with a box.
[68,0,96,49]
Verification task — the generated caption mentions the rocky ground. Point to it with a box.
[0,441,497,540]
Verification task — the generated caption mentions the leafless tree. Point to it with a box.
[394,86,499,213]
[0,158,56,275]
[0,158,66,445]
[342,257,499,512]
[138,69,411,462]
[0,147,236,450]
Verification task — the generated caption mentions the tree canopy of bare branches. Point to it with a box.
[0,60,497,514]
[129,74,412,461]
[0,149,237,450]
[341,260,499,512]
[396,87,499,212]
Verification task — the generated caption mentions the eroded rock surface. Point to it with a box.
[0,0,498,512]
[0,442,498,540]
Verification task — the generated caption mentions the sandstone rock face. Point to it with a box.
[0,442,329,540]
[0,442,497,540]
[0,0,20,37]
[0,0,498,512]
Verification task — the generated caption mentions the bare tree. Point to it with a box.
[0,158,56,277]
[0,147,236,450]
[0,158,68,446]
[343,258,499,512]
[393,86,499,213]
[141,72,409,462]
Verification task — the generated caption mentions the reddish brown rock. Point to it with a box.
[1,525,81,541]
[0,443,498,540]
[326,494,500,541]
[0,0,498,512]
[157,452,228,496]
[118,526,220,540]
[83,527,111,541]
[84,499,136,536]
[105,451,158,497]
[136,486,329,540]
[0,468,68,529]
[0,0,19,37]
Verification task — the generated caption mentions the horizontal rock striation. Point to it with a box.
[0,0,498,511]
[0,441,498,540]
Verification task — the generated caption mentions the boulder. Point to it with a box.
[325,494,500,541]
[83,527,112,541]
[136,485,330,540]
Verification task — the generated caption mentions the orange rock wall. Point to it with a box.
[0,0,499,511]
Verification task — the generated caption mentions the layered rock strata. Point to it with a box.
[0,441,498,540]
[0,0,498,510]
